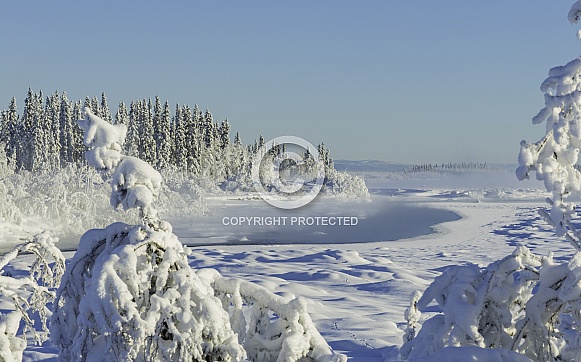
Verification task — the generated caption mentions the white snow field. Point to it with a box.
[2,166,571,361]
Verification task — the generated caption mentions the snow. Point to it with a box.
[77,107,126,170]
[0,166,569,361]
[110,155,162,218]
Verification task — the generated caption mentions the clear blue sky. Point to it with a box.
[1,1,579,164]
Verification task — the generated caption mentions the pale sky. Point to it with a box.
[1,1,580,164]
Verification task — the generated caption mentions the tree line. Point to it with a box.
[404,162,493,173]
[0,89,334,183]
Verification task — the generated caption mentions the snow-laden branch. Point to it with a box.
[0,232,65,361]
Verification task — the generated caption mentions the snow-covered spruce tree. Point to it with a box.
[115,101,129,126]
[51,107,344,362]
[59,92,75,166]
[401,2,581,361]
[517,2,581,248]
[1,98,19,168]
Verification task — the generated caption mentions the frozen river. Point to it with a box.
[169,194,461,247]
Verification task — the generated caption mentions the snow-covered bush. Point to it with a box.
[51,107,345,361]
[401,246,581,361]
[0,162,210,244]
[0,231,65,362]
[321,169,370,200]
[0,164,140,237]
[205,269,346,362]
[50,221,245,361]
[401,247,541,360]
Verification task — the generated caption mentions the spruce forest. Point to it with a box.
[0,89,344,190]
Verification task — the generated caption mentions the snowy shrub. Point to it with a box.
[0,164,140,236]
[204,269,346,362]
[401,247,541,360]
[322,170,370,200]
[0,162,211,243]
[50,221,245,362]
[401,247,581,361]
[0,231,65,362]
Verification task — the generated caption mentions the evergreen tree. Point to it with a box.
[44,91,61,169]
[73,101,86,163]
[173,105,187,168]
[181,105,198,173]
[203,108,215,148]
[156,100,172,169]
[1,97,19,166]
[219,119,230,150]
[59,92,74,165]
[100,92,112,123]
[115,101,129,125]
[16,89,34,171]
[140,99,156,164]
[90,96,101,117]
[258,135,265,150]
[126,101,141,157]
[30,91,47,172]
[225,132,248,181]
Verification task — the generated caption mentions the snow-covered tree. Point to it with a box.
[114,101,129,126]
[29,91,47,173]
[181,105,197,173]
[59,92,75,166]
[1,98,19,168]
[51,107,243,361]
[403,3,581,361]
[71,100,85,163]
[152,97,170,169]
[100,92,112,123]
[172,105,187,169]
[16,89,39,171]
[139,99,156,165]
[156,100,172,169]
[219,119,231,150]
[45,91,61,169]
[517,1,581,250]
[224,132,249,182]
[125,101,141,158]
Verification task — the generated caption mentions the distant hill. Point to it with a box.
[333,159,411,172]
